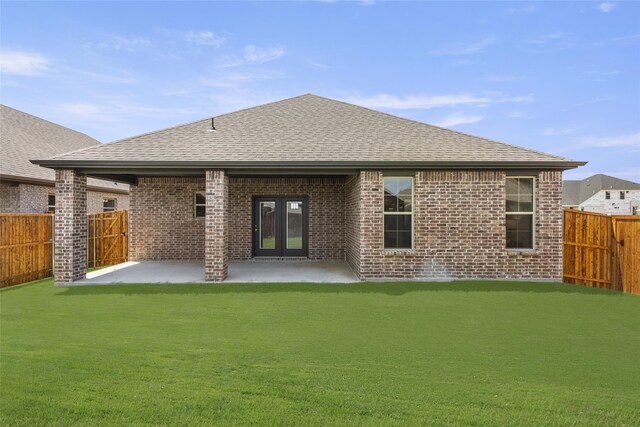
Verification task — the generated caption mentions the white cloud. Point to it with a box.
[509,111,529,118]
[429,37,496,56]
[525,32,569,44]
[57,98,198,122]
[599,2,616,12]
[200,70,282,88]
[483,74,524,82]
[183,31,224,47]
[505,5,537,15]
[578,132,640,148]
[0,51,51,75]
[342,93,533,110]
[555,132,640,152]
[542,127,576,136]
[433,113,484,127]
[85,35,151,51]
[243,45,285,64]
[342,94,491,109]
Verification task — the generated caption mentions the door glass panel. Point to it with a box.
[260,201,276,249]
[286,201,303,249]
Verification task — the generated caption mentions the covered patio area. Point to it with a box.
[72,260,359,285]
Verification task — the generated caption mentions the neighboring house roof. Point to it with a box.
[33,94,585,172]
[563,174,640,205]
[1,105,127,193]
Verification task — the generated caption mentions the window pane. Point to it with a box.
[260,201,276,249]
[506,178,518,195]
[398,193,412,212]
[398,232,412,249]
[518,178,533,195]
[48,195,55,205]
[195,192,206,205]
[384,214,412,249]
[286,201,303,249]
[519,194,533,212]
[384,195,398,212]
[397,215,412,232]
[506,193,518,212]
[384,215,398,230]
[397,178,412,194]
[384,178,398,196]
[195,205,205,218]
[506,214,533,249]
[384,232,398,249]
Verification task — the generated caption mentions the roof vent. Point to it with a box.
[208,117,216,132]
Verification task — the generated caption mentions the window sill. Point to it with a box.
[506,249,538,256]
[384,249,417,255]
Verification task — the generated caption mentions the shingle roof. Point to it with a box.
[34,94,584,169]
[1,105,127,192]
[563,174,640,205]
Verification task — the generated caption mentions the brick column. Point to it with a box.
[54,169,87,284]
[205,170,228,282]
[358,171,384,279]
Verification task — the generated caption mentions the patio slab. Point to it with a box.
[70,260,358,285]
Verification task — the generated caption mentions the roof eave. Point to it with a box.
[31,159,587,171]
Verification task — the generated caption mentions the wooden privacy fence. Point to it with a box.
[88,210,128,269]
[563,209,640,295]
[0,210,128,288]
[0,214,54,287]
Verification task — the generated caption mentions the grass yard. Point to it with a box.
[1,279,639,425]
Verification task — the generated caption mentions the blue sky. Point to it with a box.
[1,1,639,181]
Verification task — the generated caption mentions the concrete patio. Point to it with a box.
[71,260,359,285]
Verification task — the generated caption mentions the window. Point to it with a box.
[620,191,625,200]
[194,191,206,218]
[633,206,639,216]
[506,177,535,249]
[102,198,117,212]
[605,191,610,200]
[383,177,413,249]
[47,195,55,213]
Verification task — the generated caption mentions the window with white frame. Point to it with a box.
[194,191,206,218]
[383,177,413,249]
[102,198,117,212]
[47,194,55,213]
[605,191,610,200]
[620,191,625,200]
[505,177,535,249]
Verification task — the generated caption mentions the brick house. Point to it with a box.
[1,105,129,213]
[563,174,640,215]
[32,94,585,283]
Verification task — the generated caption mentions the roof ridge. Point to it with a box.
[1,104,101,145]
[311,94,574,162]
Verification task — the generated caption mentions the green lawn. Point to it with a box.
[1,279,639,425]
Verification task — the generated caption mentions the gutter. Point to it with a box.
[0,174,130,194]
[31,159,587,171]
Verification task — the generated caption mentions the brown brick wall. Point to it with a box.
[228,177,345,260]
[127,171,562,281]
[54,169,87,283]
[205,170,228,281]
[345,175,361,276]
[355,170,563,280]
[129,177,205,261]
[0,181,128,214]
[129,176,346,262]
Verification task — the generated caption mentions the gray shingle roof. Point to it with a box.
[1,105,127,192]
[34,94,584,169]
[563,174,640,205]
